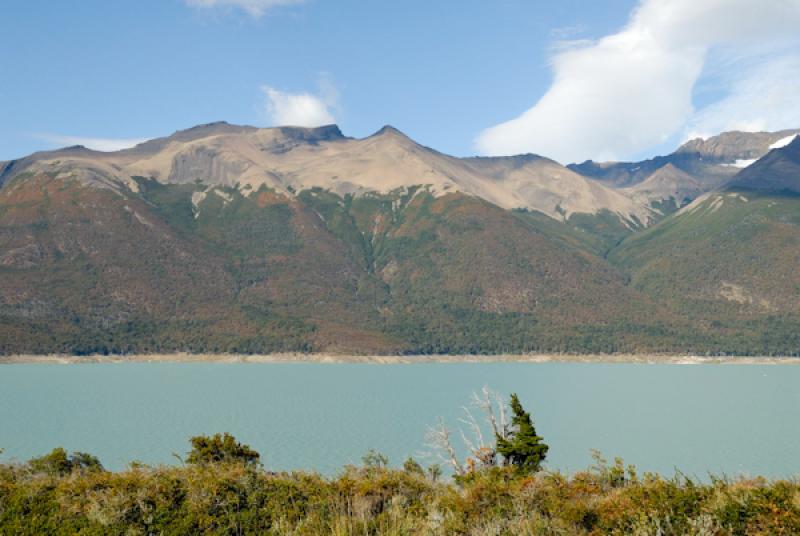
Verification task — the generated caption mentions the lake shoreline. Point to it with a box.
[2,352,800,365]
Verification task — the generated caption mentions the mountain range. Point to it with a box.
[1,123,798,355]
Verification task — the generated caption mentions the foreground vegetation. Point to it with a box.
[1,391,797,535]
[1,447,798,535]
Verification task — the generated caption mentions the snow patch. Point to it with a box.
[769,134,798,150]
[722,159,756,169]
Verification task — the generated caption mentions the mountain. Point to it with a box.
[0,172,677,355]
[2,122,799,355]
[623,163,704,211]
[608,139,800,354]
[725,136,800,194]
[0,123,684,355]
[0,123,652,225]
[569,129,800,193]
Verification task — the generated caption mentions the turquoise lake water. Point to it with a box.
[0,362,798,478]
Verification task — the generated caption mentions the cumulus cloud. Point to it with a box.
[185,0,302,18]
[262,79,338,127]
[36,134,147,152]
[476,0,800,163]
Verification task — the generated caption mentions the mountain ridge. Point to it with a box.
[607,138,800,354]
[569,129,800,192]
[724,136,800,194]
[2,122,800,355]
[0,123,653,224]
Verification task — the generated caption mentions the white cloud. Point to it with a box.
[184,0,302,18]
[262,81,337,127]
[684,54,800,141]
[36,134,147,152]
[476,0,800,163]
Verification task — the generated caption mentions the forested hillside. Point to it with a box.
[1,125,799,355]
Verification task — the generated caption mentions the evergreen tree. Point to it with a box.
[495,393,548,473]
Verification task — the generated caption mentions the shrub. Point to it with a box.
[28,448,103,475]
[361,449,389,470]
[1,454,798,534]
[186,433,260,466]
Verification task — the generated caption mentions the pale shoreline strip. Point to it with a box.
[1,353,800,365]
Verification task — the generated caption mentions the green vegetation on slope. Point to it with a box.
[2,168,800,355]
[0,174,688,355]
[512,208,637,258]
[608,191,800,355]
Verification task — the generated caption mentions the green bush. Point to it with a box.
[2,441,797,534]
[28,448,103,475]
[186,433,261,466]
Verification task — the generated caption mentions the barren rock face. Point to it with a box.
[0,123,654,225]
[677,130,800,162]
[625,163,704,206]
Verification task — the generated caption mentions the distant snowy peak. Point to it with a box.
[677,129,800,161]
[724,134,800,169]
[725,135,800,195]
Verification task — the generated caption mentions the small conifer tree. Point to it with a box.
[495,393,548,473]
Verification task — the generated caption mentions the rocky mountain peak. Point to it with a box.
[676,129,800,162]
[272,124,346,143]
[725,135,800,194]
[371,125,405,137]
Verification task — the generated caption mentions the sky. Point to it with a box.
[2,0,800,164]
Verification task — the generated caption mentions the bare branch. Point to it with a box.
[458,427,478,459]
[425,418,464,475]
[494,390,510,439]
[471,385,510,440]
[458,405,485,449]
[474,386,500,439]
[423,387,509,476]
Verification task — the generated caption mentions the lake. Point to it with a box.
[0,362,798,478]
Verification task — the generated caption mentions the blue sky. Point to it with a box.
[2,0,800,163]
